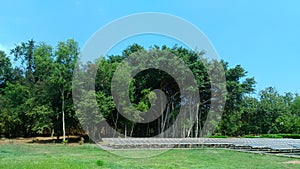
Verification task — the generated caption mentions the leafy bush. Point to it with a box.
[241,135,259,138]
[62,139,68,145]
[278,134,300,139]
[241,134,300,138]
[210,135,228,138]
[96,160,104,166]
[259,134,283,138]
[32,138,39,143]
[79,137,84,145]
[258,134,300,138]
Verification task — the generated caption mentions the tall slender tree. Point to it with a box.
[52,39,79,141]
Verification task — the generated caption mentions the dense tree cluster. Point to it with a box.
[0,39,299,139]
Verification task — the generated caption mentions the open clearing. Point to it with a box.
[0,143,299,169]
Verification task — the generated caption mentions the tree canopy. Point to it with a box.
[0,39,299,139]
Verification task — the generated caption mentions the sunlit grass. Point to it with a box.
[0,144,298,169]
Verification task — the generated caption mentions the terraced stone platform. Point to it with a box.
[101,138,300,153]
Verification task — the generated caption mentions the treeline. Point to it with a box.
[0,39,299,139]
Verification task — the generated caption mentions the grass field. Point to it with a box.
[0,144,299,169]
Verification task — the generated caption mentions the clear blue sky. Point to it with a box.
[1,0,300,95]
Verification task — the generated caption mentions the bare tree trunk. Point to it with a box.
[183,104,186,137]
[130,123,135,137]
[146,123,150,136]
[199,99,210,137]
[172,116,176,137]
[62,90,66,142]
[160,94,165,137]
[113,111,119,137]
[199,109,203,137]
[187,102,195,138]
[125,124,127,138]
[157,118,160,136]
[195,103,200,138]
[161,103,169,137]
[51,128,54,138]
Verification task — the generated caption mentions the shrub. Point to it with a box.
[79,137,84,145]
[62,139,68,145]
[210,135,228,138]
[259,134,283,138]
[278,134,300,139]
[32,138,39,143]
[96,160,104,166]
[241,135,259,138]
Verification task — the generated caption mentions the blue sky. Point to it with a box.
[1,0,300,95]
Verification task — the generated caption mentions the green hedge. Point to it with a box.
[241,135,260,138]
[277,134,300,139]
[259,134,283,138]
[210,134,300,139]
[244,134,300,139]
[210,135,228,138]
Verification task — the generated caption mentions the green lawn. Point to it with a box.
[0,144,299,169]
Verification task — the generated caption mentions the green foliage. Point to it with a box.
[1,40,300,138]
[241,135,260,138]
[0,39,80,138]
[0,51,12,86]
[210,135,228,138]
[217,62,256,136]
[277,134,300,139]
[260,134,283,138]
[25,105,53,134]
[241,134,300,139]
[96,160,104,166]
[62,139,68,145]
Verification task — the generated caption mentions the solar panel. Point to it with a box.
[101,137,300,151]
[289,144,300,149]
[267,144,295,150]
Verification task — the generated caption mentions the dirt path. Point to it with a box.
[0,136,81,145]
[282,160,300,164]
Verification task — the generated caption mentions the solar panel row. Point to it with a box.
[102,138,300,152]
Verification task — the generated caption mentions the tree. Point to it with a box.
[8,40,300,138]
[74,60,115,141]
[0,51,12,87]
[217,63,255,136]
[258,87,288,134]
[240,96,260,135]
[287,96,300,133]
[10,39,35,84]
[28,43,55,135]
[1,82,29,137]
[52,39,79,141]
[0,51,12,136]
[8,40,37,137]
[291,96,300,116]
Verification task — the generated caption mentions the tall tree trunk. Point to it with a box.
[187,101,196,138]
[124,124,127,138]
[195,103,200,138]
[161,103,169,137]
[160,92,165,137]
[157,118,161,136]
[51,128,54,138]
[62,89,66,142]
[130,123,135,137]
[146,123,150,136]
[172,116,175,137]
[113,111,119,137]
